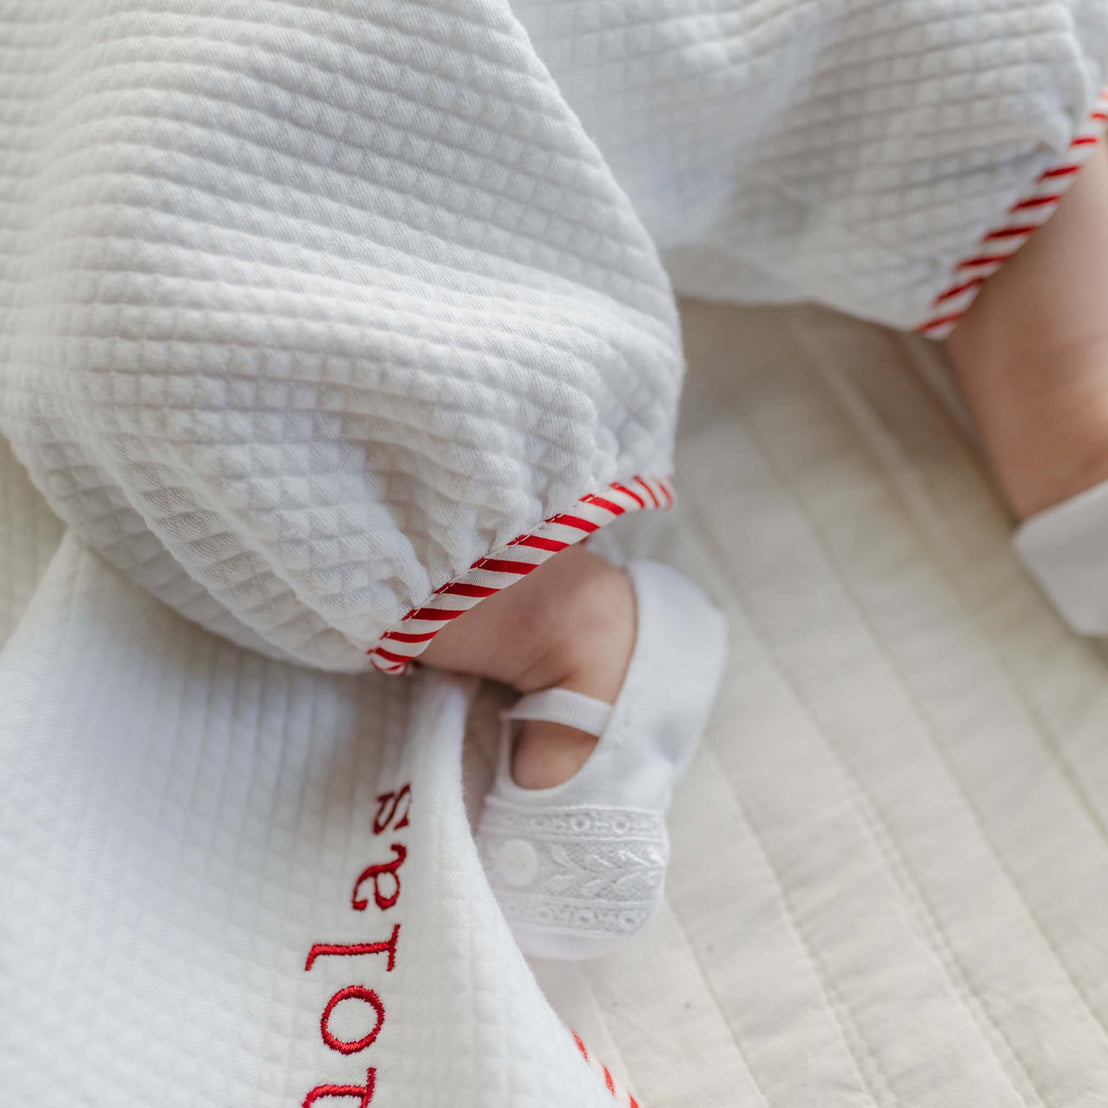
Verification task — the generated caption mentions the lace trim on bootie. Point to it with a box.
[477,798,668,942]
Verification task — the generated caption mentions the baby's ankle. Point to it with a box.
[947,142,1108,520]
[509,558,634,788]
[510,556,635,700]
[511,723,598,788]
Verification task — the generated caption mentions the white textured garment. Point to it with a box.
[7,5,1108,1107]
[0,0,684,672]
[518,0,1108,329]
[1,1,1106,672]
[8,302,1108,1107]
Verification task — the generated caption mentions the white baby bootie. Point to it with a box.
[1015,479,1108,635]
[475,560,728,960]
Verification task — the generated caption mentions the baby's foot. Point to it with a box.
[418,532,728,957]
[475,561,727,959]
[420,544,636,788]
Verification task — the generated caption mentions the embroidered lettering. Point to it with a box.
[351,844,406,912]
[305,925,401,973]
[372,786,411,834]
[302,1069,376,1107]
[320,986,386,1055]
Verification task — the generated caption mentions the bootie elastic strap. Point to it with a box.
[502,688,613,737]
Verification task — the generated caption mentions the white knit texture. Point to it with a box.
[0,0,682,671]
[517,0,1108,328]
[2,2,1107,670]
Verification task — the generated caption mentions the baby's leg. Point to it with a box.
[419,544,634,788]
[946,143,1108,519]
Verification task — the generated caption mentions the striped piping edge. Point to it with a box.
[572,1028,642,1108]
[915,88,1108,339]
[367,475,674,674]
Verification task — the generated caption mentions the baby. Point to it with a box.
[418,140,1108,958]
[5,0,1107,967]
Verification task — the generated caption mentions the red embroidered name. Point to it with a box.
[372,786,410,834]
[302,783,412,1106]
[320,986,386,1055]
[351,844,406,912]
[302,1070,375,1108]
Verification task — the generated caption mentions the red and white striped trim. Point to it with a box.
[571,1028,642,1108]
[916,88,1108,339]
[367,475,674,674]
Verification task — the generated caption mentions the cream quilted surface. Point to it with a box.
[6,301,1108,1104]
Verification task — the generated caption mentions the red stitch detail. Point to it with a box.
[957,253,1013,268]
[1009,193,1063,211]
[352,843,407,911]
[546,513,599,533]
[915,311,965,334]
[982,224,1038,241]
[368,477,673,670]
[602,1065,615,1094]
[635,476,661,508]
[303,1069,377,1107]
[611,482,645,508]
[470,557,540,575]
[373,786,411,834]
[1038,164,1080,180]
[408,606,467,621]
[320,987,385,1055]
[920,94,1107,337]
[629,1095,640,1108]
[509,534,569,552]
[434,582,498,598]
[381,629,438,644]
[306,925,401,973]
[934,276,984,304]
[572,1031,588,1061]
[581,494,626,515]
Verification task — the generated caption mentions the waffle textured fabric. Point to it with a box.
[513,0,1108,326]
[2,1,1106,671]
[9,302,1108,1107]
[0,0,683,671]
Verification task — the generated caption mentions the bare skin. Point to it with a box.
[946,142,1108,520]
[420,544,634,788]
[422,144,1108,791]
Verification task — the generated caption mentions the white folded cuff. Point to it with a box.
[1014,479,1108,635]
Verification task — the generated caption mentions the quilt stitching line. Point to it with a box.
[815,319,1108,860]
[582,953,771,1106]
[783,310,1108,1046]
[680,495,904,1108]
[674,345,1065,1099]
[720,338,1108,1073]
[712,328,1101,1097]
